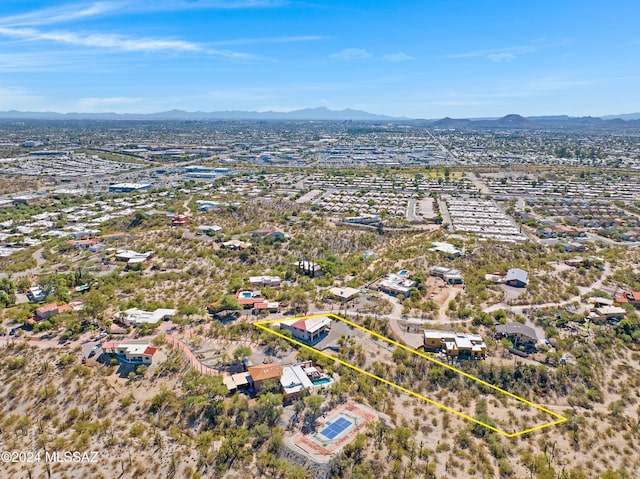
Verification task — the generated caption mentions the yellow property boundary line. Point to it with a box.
[254,313,566,437]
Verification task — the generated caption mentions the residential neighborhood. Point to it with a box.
[1,116,640,479]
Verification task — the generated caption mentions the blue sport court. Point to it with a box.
[320,417,352,440]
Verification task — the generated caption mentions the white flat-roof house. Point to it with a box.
[280,364,314,397]
[329,286,360,302]
[249,275,282,287]
[379,273,416,298]
[280,363,333,398]
[114,249,154,264]
[431,265,464,285]
[27,286,46,303]
[429,241,463,257]
[118,308,177,326]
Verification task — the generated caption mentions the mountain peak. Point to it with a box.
[493,114,535,126]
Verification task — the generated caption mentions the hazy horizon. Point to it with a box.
[1,107,639,122]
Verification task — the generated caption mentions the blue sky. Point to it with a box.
[0,0,639,117]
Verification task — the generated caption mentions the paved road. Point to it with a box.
[585,232,640,247]
[0,247,45,279]
[182,195,192,215]
[466,172,492,194]
[405,198,418,222]
[437,197,453,230]
[181,228,216,243]
[427,129,459,164]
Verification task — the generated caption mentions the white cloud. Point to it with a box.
[383,52,414,62]
[449,46,535,62]
[0,27,200,52]
[330,48,372,61]
[212,35,326,46]
[0,2,118,27]
[0,26,255,58]
[0,0,288,28]
[146,0,288,9]
[486,52,517,63]
[0,52,92,71]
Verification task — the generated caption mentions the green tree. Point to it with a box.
[233,345,252,362]
[289,290,309,315]
[210,295,242,313]
[0,290,13,308]
[38,275,70,303]
[16,277,31,294]
[178,303,199,316]
[0,278,16,307]
[304,395,324,418]
[253,392,283,427]
[82,289,109,321]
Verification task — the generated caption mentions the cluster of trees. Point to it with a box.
[554,146,605,160]
[0,278,16,308]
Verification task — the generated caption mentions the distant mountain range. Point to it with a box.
[430,113,640,129]
[0,107,405,121]
[0,108,639,127]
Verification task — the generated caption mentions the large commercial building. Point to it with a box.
[109,183,152,193]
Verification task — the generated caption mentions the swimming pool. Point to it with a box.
[312,377,332,386]
[240,291,252,298]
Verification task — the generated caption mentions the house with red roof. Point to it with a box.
[102,342,157,365]
[253,301,280,313]
[101,232,127,241]
[247,364,283,390]
[235,290,280,313]
[280,316,332,342]
[66,238,102,250]
[614,291,640,308]
[34,303,72,322]
[251,226,288,240]
[172,214,189,227]
[237,290,263,309]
